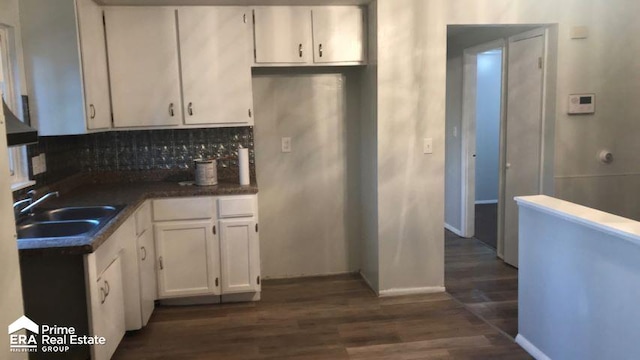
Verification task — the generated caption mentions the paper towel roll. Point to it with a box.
[239,147,250,185]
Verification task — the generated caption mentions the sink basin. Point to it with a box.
[29,206,118,222]
[17,220,100,239]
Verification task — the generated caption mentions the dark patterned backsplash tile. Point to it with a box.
[22,127,256,191]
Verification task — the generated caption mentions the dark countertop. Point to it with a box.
[18,180,258,256]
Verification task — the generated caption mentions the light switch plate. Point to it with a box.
[423,138,433,154]
[281,137,292,153]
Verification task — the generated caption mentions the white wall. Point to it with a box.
[517,196,640,359]
[359,1,379,293]
[375,0,640,294]
[253,70,362,279]
[475,51,501,203]
[444,56,463,233]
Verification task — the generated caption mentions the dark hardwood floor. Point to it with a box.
[115,261,528,359]
[445,230,519,338]
[474,204,498,249]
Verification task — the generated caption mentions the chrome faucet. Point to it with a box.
[14,191,59,217]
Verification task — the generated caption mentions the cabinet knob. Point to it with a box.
[141,246,147,261]
[298,43,303,58]
[188,102,194,116]
[89,104,96,119]
[319,44,323,58]
[169,103,175,117]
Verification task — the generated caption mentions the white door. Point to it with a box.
[76,0,111,130]
[503,32,545,267]
[219,218,260,294]
[154,220,220,298]
[105,7,182,127]
[253,7,311,64]
[311,7,365,63]
[137,228,156,326]
[92,257,125,360]
[179,7,253,125]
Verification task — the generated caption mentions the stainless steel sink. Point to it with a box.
[29,206,118,222]
[17,220,100,239]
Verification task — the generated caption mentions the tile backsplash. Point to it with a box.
[26,127,255,189]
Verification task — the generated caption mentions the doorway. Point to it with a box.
[445,25,556,267]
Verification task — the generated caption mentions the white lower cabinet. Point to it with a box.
[154,220,221,298]
[88,256,125,360]
[219,218,261,294]
[136,201,156,326]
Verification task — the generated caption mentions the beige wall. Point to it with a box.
[253,70,362,278]
[374,0,640,293]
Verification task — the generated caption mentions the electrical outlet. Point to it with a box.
[423,138,433,154]
[281,137,292,153]
[31,156,41,175]
[39,153,47,173]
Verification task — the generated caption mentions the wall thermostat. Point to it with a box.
[568,94,595,114]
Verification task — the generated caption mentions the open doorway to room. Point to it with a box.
[444,24,557,338]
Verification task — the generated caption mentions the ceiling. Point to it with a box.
[98,0,371,5]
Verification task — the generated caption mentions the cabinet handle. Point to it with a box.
[257,276,260,285]
[188,102,193,116]
[141,246,147,261]
[100,287,106,304]
[104,280,110,296]
[255,223,259,233]
[248,109,252,118]
[319,44,323,58]
[159,256,164,270]
[298,43,303,58]
[169,103,175,117]
[213,225,216,235]
[90,104,96,119]
[215,277,219,287]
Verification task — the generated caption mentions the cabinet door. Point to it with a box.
[154,220,221,298]
[179,7,254,125]
[219,218,260,294]
[105,7,182,127]
[253,7,311,64]
[76,0,112,130]
[137,228,156,326]
[311,7,365,64]
[92,257,125,360]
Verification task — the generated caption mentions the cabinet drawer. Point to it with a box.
[153,197,214,221]
[135,201,152,236]
[217,196,255,218]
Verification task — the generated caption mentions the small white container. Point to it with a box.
[194,159,218,186]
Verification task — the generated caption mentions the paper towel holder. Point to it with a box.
[599,150,613,164]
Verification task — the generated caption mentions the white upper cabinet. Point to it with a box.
[76,0,112,130]
[20,0,112,135]
[104,7,182,128]
[253,7,312,64]
[311,7,366,64]
[178,7,254,125]
[252,6,366,66]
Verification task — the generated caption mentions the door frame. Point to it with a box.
[460,39,506,239]
[460,26,555,259]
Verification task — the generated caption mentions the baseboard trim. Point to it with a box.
[359,271,379,296]
[475,200,498,205]
[378,286,446,297]
[263,271,357,281]
[444,223,463,236]
[515,334,551,360]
